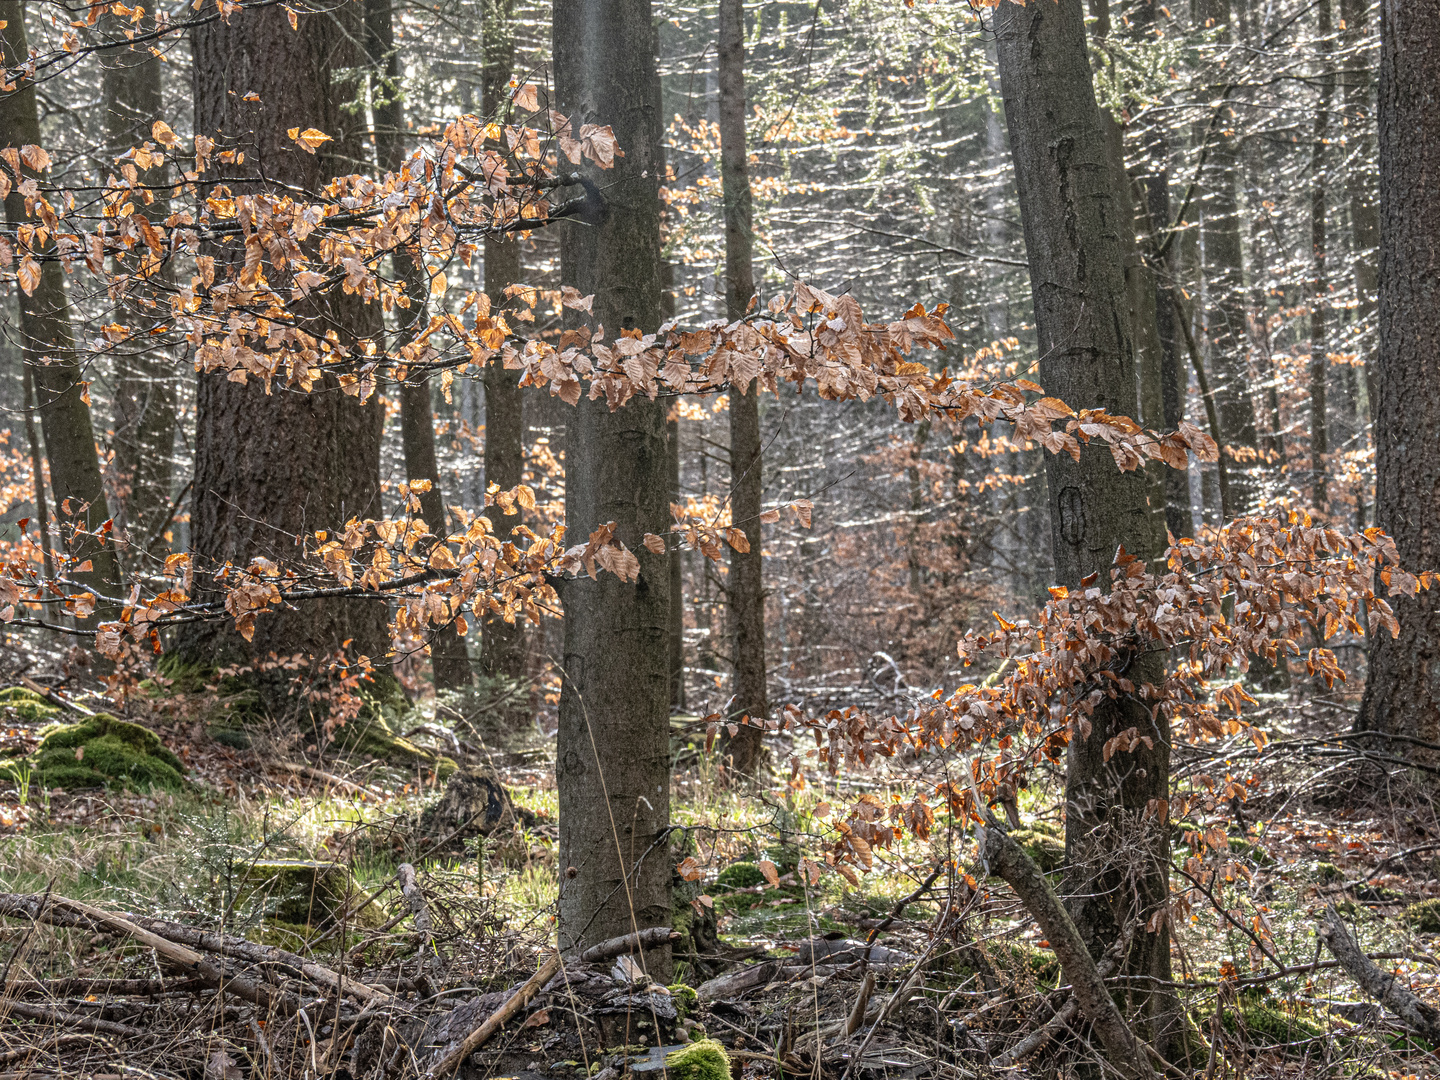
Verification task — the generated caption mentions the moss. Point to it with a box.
[0,687,60,723]
[1313,862,1345,885]
[664,1039,730,1080]
[668,983,698,1020]
[715,862,765,891]
[2,714,185,792]
[1402,898,1440,932]
[1010,829,1065,874]
[237,860,387,928]
[1226,991,1326,1050]
[1226,837,1274,867]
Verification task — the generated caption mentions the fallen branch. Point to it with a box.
[1317,904,1440,1044]
[979,824,1159,1080]
[19,676,94,717]
[426,951,563,1078]
[0,892,299,1016]
[270,760,384,800]
[0,997,145,1040]
[579,926,677,964]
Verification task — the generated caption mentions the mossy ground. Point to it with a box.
[664,1039,730,1080]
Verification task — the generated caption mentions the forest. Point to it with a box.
[0,0,1435,1076]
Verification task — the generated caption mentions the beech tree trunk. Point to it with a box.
[101,8,177,563]
[1309,0,1335,513]
[366,0,472,689]
[1342,0,1378,423]
[182,5,388,679]
[1355,0,1440,753]
[719,0,767,776]
[1196,0,1261,516]
[553,0,672,977]
[993,0,1180,1057]
[0,3,123,611]
[479,0,527,685]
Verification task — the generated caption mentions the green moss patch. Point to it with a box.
[715,862,765,891]
[1225,991,1326,1050]
[3,714,184,792]
[1402,898,1440,932]
[0,687,60,723]
[665,1039,730,1080]
[1010,829,1065,874]
[236,860,386,928]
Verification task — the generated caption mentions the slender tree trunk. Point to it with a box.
[101,8,177,565]
[1355,0,1440,753]
[553,0,672,976]
[479,0,528,685]
[21,365,54,579]
[660,261,686,712]
[0,3,122,613]
[1197,0,1261,516]
[182,4,388,682]
[363,0,472,690]
[718,0,767,776]
[1310,0,1335,513]
[1342,0,1378,422]
[994,0,1180,1056]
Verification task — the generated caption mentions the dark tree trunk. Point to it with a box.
[479,0,528,686]
[101,8,177,563]
[1355,0,1440,750]
[719,0,767,776]
[661,262,686,712]
[993,0,1180,1056]
[553,0,672,977]
[366,0,472,690]
[0,3,123,612]
[182,5,388,678]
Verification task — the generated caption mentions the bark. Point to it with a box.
[553,0,673,978]
[0,3,123,612]
[181,4,388,678]
[1196,0,1262,515]
[479,0,527,685]
[993,0,1180,1057]
[366,0,472,689]
[21,365,54,578]
[1355,0,1440,753]
[719,0,766,776]
[101,8,177,563]
[1309,0,1335,512]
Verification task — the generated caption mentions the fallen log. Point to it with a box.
[1,998,145,1041]
[426,951,563,1078]
[1317,903,1440,1044]
[579,926,678,964]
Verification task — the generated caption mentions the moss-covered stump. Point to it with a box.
[1402,898,1440,932]
[3,714,185,792]
[0,687,60,724]
[237,860,386,928]
[410,767,520,856]
[714,862,765,891]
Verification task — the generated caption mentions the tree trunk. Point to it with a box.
[1310,0,1335,513]
[661,262,686,712]
[101,7,177,564]
[993,0,1180,1057]
[182,4,388,681]
[366,0,472,690]
[553,0,672,977]
[0,3,123,613]
[1342,0,1378,423]
[719,0,767,776]
[478,0,528,686]
[1355,0,1440,753]
[1197,0,1261,516]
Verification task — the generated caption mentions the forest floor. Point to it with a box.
[1,670,1440,1079]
